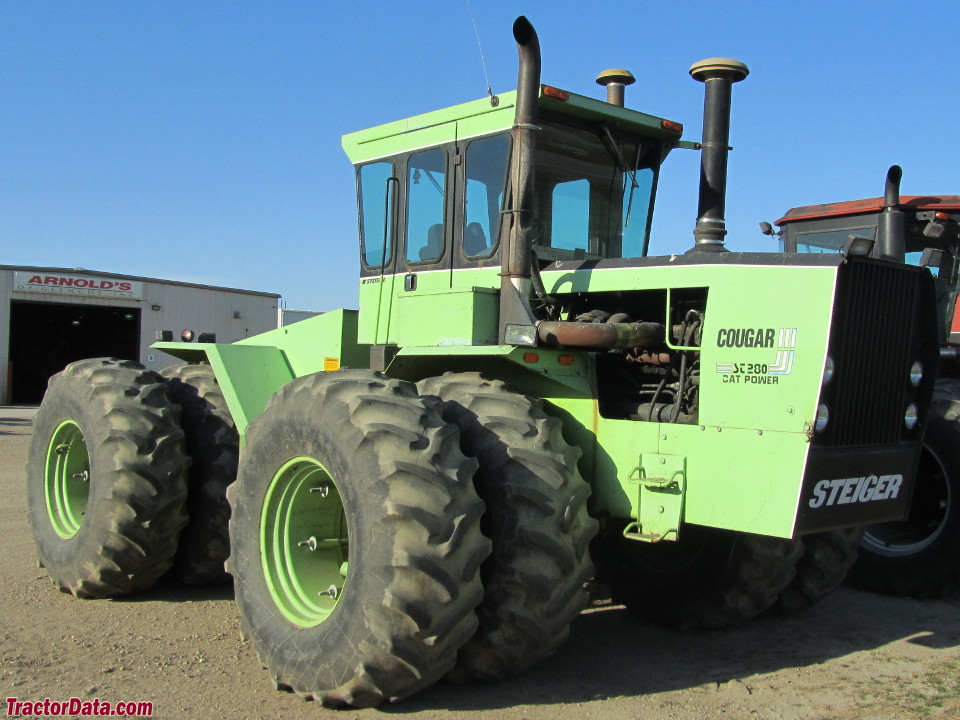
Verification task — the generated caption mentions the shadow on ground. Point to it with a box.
[385,592,960,712]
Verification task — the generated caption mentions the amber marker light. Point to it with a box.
[661,119,684,133]
[558,355,575,366]
[523,352,540,363]
[542,86,570,100]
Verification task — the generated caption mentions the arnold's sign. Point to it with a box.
[13,271,143,300]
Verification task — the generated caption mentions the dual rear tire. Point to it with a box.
[418,373,596,681]
[27,358,190,598]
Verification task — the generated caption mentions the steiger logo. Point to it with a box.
[807,474,903,509]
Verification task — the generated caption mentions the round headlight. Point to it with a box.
[815,404,830,433]
[909,361,923,388]
[905,403,919,431]
[822,355,835,386]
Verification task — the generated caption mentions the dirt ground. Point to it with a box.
[2,408,960,720]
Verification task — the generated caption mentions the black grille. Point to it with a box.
[817,258,938,447]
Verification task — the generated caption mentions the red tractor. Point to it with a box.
[767,167,960,597]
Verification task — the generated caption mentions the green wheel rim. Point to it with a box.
[261,456,349,627]
[44,420,90,539]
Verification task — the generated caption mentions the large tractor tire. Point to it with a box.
[593,524,802,630]
[227,370,490,708]
[418,373,596,682]
[27,358,190,598]
[772,528,862,614]
[847,379,960,598]
[161,362,238,585]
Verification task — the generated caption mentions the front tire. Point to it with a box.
[227,370,490,707]
[847,379,960,598]
[773,528,862,614]
[27,358,190,598]
[418,373,596,682]
[593,524,802,629]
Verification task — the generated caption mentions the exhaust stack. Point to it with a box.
[596,69,635,107]
[879,165,905,262]
[688,58,749,253]
[499,16,541,343]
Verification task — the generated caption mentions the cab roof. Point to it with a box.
[341,85,683,165]
[776,196,960,226]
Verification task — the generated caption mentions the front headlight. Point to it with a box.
[822,355,835,386]
[909,361,923,388]
[905,403,919,431]
[504,323,537,347]
[815,404,830,433]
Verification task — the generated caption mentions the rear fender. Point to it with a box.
[153,309,368,439]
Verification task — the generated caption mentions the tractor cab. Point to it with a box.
[341,85,684,349]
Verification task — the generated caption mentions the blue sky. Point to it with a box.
[2,1,957,311]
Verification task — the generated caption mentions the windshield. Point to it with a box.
[789,226,877,254]
[906,242,960,343]
[532,119,657,260]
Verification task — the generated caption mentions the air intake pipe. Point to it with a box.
[878,165,905,262]
[688,58,749,253]
[596,69,635,107]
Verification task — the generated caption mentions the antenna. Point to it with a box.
[465,0,499,106]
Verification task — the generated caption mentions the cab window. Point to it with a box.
[406,148,447,264]
[358,161,395,268]
[463,134,510,258]
[533,120,657,260]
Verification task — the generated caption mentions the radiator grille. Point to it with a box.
[817,259,936,447]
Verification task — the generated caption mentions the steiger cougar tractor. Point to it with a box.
[27,17,938,708]
[768,168,960,598]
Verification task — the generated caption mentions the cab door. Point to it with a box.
[356,160,400,345]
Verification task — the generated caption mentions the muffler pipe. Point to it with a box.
[687,58,749,253]
[879,165,905,262]
[537,320,665,349]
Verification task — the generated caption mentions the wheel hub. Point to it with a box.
[44,420,90,539]
[260,457,348,627]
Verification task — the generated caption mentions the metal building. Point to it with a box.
[1,265,280,405]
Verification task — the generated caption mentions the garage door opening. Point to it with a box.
[7,300,141,405]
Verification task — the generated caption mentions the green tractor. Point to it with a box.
[27,17,939,707]
[769,169,960,598]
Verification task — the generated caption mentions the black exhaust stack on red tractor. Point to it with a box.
[879,165,906,262]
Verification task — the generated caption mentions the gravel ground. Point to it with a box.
[2,407,959,719]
